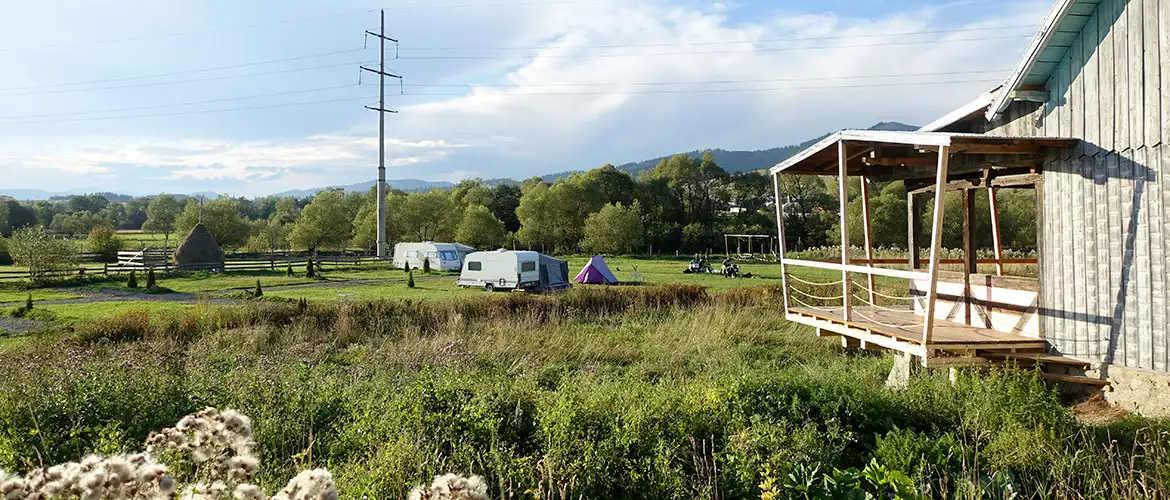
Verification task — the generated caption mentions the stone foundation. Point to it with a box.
[885,353,919,390]
[1087,364,1170,418]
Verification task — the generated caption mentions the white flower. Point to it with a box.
[272,469,338,500]
[233,483,266,499]
[410,473,489,500]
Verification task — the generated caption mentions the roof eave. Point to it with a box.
[986,0,1077,120]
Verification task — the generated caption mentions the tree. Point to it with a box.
[174,198,250,249]
[455,205,506,250]
[779,175,835,250]
[392,190,456,242]
[486,184,522,232]
[49,211,105,237]
[7,226,76,281]
[86,222,123,261]
[0,199,9,237]
[582,202,644,255]
[516,175,604,253]
[143,195,182,249]
[68,194,108,214]
[289,189,353,253]
[582,164,637,206]
[641,152,728,251]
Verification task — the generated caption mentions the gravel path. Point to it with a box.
[0,317,49,334]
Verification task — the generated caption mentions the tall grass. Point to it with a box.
[0,285,1167,499]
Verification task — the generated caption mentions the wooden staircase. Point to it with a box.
[980,351,1109,387]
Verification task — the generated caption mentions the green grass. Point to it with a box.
[0,288,82,304]
[0,287,1165,499]
[37,300,197,324]
[264,279,479,302]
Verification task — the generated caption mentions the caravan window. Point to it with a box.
[440,251,457,261]
[468,261,482,271]
[426,251,438,260]
[520,261,536,272]
[406,250,419,258]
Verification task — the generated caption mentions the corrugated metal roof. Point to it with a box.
[987,0,1103,118]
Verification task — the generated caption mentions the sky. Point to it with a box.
[0,0,1053,197]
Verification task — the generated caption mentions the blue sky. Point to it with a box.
[0,0,1052,197]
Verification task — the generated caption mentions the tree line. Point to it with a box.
[0,150,1039,258]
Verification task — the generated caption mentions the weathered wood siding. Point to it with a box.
[987,0,1168,371]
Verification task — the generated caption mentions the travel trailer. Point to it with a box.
[392,242,473,272]
[457,250,570,292]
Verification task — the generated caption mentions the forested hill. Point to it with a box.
[543,121,918,181]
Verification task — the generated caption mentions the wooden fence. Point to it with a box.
[0,252,383,282]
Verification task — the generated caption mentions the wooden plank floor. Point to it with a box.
[789,306,1046,349]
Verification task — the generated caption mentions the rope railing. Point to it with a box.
[850,281,914,301]
[788,295,835,312]
[785,274,844,287]
[789,287,844,301]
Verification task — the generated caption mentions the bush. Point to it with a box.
[306,258,315,278]
[85,223,123,262]
[254,280,263,298]
[407,271,415,288]
[7,226,76,281]
[286,262,294,277]
[74,309,151,343]
[127,270,139,289]
[422,257,431,274]
[145,268,157,289]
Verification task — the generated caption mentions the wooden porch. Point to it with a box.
[770,131,1099,381]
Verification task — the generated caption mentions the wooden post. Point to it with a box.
[962,188,976,325]
[859,175,876,305]
[837,140,852,320]
[772,172,791,312]
[907,192,922,269]
[922,146,951,350]
[724,235,729,256]
[987,186,1005,276]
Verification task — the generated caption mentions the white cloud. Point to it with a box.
[0,0,1053,196]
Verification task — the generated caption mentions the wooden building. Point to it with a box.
[770,0,1170,415]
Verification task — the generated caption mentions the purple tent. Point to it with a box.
[575,256,619,285]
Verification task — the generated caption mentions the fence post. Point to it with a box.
[104,263,108,276]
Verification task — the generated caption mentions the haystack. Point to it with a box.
[174,223,224,270]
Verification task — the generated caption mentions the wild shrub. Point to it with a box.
[75,309,151,343]
[127,270,139,289]
[145,267,157,289]
[253,280,263,298]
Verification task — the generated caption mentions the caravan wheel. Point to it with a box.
[484,283,495,292]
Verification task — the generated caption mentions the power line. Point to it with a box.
[0,1,608,52]
[0,95,378,125]
[0,85,359,120]
[397,34,1032,60]
[0,60,373,97]
[0,49,369,92]
[0,79,1000,125]
[398,24,1038,52]
[386,69,1011,88]
[398,78,1003,96]
[2,70,1003,122]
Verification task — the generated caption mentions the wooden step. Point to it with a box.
[1038,373,1110,387]
[982,351,1092,370]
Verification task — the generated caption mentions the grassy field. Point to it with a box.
[0,286,1165,499]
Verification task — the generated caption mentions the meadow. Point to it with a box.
[0,280,1167,499]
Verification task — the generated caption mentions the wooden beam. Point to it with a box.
[862,157,939,167]
[989,173,1042,188]
[1009,90,1051,102]
[908,191,922,270]
[772,172,791,313]
[908,179,981,195]
[962,188,977,326]
[837,140,852,321]
[922,146,951,348]
[859,176,876,305]
[987,186,1005,276]
[951,143,1042,155]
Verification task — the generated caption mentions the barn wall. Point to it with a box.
[1025,0,1170,372]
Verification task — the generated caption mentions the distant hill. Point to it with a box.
[269,179,456,198]
[612,121,919,176]
[543,121,919,180]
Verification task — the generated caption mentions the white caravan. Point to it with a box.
[392,242,472,272]
[457,250,571,292]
